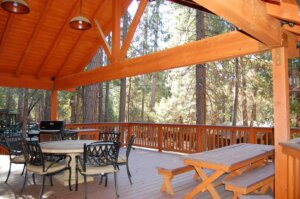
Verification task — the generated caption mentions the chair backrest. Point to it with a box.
[5,133,23,156]
[82,141,120,171]
[126,135,135,158]
[99,132,120,142]
[22,140,45,170]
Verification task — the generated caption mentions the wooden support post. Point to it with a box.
[158,125,162,152]
[249,127,256,144]
[51,90,58,120]
[272,47,290,199]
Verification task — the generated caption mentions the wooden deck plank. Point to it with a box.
[0,149,234,199]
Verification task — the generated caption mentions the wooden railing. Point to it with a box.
[65,122,300,154]
[280,137,300,198]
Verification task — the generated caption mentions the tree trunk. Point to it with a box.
[141,76,146,121]
[119,11,129,122]
[104,82,110,122]
[70,94,76,123]
[6,88,14,111]
[195,10,206,124]
[150,73,157,111]
[241,65,248,126]
[99,83,104,122]
[232,57,240,126]
[83,85,98,123]
[21,89,29,137]
[250,87,258,126]
[17,88,23,123]
[44,91,51,120]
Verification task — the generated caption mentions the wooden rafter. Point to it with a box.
[74,0,131,73]
[285,30,299,58]
[284,24,300,35]
[0,72,53,90]
[54,31,270,90]
[112,0,121,63]
[0,13,14,54]
[120,0,148,60]
[94,19,112,62]
[266,2,300,24]
[15,0,52,76]
[36,0,79,79]
[193,0,282,47]
[56,1,107,78]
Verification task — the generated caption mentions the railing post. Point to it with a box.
[196,126,203,152]
[249,127,256,144]
[158,125,162,152]
[128,123,133,146]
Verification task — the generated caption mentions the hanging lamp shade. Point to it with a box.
[70,15,91,30]
[69,0,91,30]
[1,0,30,14]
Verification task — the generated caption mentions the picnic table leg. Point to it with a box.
[184,168,224,199]
[161,174,174,194]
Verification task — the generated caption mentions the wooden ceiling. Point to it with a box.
[0,0,299,90]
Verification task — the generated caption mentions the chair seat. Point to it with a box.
[117,155,126,164]
[78,165,116,175]
[27,161,67,175]
[11,155,25,163]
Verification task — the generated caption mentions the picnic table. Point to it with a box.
[183,143,274,199]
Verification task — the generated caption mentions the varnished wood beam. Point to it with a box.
[36,0,79,79]
[112,0,121,63]
[0,13,14,54]
[15,0,52,76]
[120,0,148,60]
[266,2,300,24]
[94,19,112,62]
[272,46,290,199]
[0,73,53,90]
[284,30,300,58]
[284,24,300,35]
[74,0,131,73]
[54,31,270,90]
[193,0,282,47]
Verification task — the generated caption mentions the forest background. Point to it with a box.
[1,0,300,128]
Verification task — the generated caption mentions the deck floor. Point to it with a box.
[0,148,235,199]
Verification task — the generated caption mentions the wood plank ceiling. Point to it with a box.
[0,0,131,89]
[0,0,299,90]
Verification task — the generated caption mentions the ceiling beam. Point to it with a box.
[284,24,300,35]
[0,13,14,54]
[284,31,299,58]
[0,73,53,90]
[54,31,270,90]
[112,0,121,63]
[120,0,148,60]
[36,0,79,79]
[55,1,107,78]
[94,19,112,62]
[15,0,52,76]
[74,0,131,73]
[193,0,282,47]
[266,2,300,24]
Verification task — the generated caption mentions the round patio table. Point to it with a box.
[40,140,95,186]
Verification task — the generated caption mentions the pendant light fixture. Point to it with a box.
[70,0,91,30]
[1,0,30,14]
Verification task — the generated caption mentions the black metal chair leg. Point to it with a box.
[50,176,53,186]
[99,174,103,185]
[39,175,45,199]
[21,164,25,176]
[105,174,108,187]
[68,168,72,191]
[114,172,119,198]
[21,170,27,194]
[32,173,36,184]
[75,168,78,191]
[5,162,12,183]
[126,162,132,184]
[84,175,87,199]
